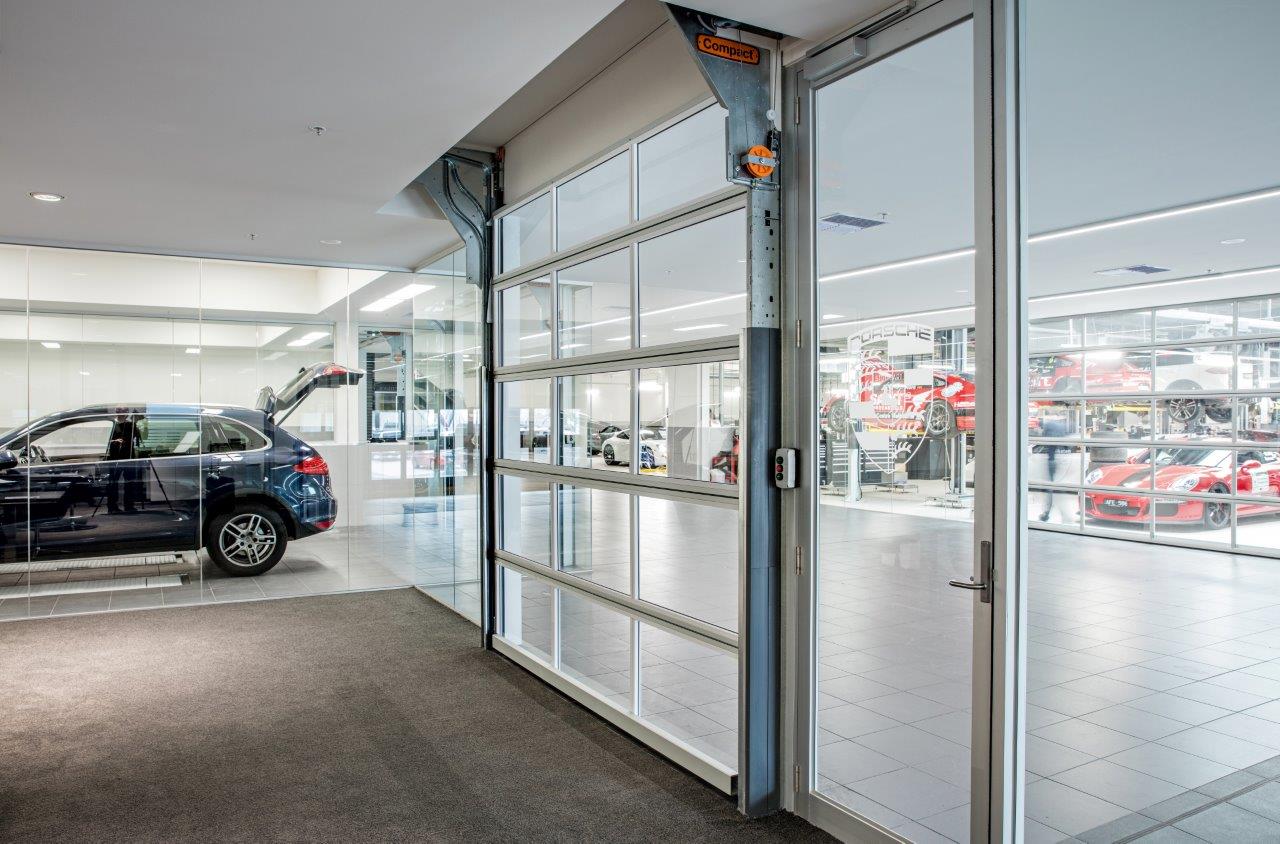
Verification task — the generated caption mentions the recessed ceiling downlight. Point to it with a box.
[320,239,342,245]
[29,192,64,202]
[1221,238,1247,245]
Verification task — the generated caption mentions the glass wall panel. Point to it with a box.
[1021,2,1280,839]
[638,621,738,769]
[1237,338,1280,389]
[560,370,630,473]
[1084,310,1152,346]
[637,210,746,348]
[500,278,552,365]
[500,566,554,663]
[1237,395,1280,442]
[1028,316,1083,353]
[412,249,481,619]
[1238,295,1280,335]
[637,360,739,483]
[558,485,630,594]
[500,193,552,274]
[1153,345,1233,391]
[1154,301,1233,343]
[636,496,737,631]
[556,249,631,358]
[0,245,478,623]
[500,379,551,463]
[560,588,633,707]
[556,153,630,250]
[500,476,551,565]
[637,105,729,219]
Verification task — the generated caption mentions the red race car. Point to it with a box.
[1028,352,1151,394]
[1083,447,1280,529]
[822,354,975,438]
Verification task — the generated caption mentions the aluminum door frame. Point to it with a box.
[781,0,1020,839]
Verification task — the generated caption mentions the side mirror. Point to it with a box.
[1242,459,1263,470]
[0,449,18,471]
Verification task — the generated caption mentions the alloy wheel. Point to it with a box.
[218,513,278,568]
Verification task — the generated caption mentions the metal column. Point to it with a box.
[667,4,783,817]
[416,151,500,647]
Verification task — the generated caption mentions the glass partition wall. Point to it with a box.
[0,245,479,622]
[1016,2,1280,841]
[491,102,746,789]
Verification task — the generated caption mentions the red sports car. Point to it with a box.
[1028,352,1151,394]
[1083,447,1280,528]
[822,354,975,438]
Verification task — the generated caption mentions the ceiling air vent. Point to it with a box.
[820,213,885,233]
[1095,264,1170,276]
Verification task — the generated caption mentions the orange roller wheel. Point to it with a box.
[742,145,776,179]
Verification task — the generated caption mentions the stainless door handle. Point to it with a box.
[949,540,993,603]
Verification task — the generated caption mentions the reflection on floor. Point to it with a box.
[0,494,480,623]
[815,505,1280,843]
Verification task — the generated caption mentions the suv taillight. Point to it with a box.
[295,455,329,475]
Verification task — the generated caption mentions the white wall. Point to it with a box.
[501,22,711,202]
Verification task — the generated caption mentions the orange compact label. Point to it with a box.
[695,33,760,65]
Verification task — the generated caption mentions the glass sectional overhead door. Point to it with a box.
[790,1,1000,840]
[489,103,748,791]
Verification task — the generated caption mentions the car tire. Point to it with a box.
[827,399,848,432]
[1165,397,1204,425]
[1203,485,1230,530]
[206,503,288,576]
[924,400,957,439]
[603,445,617,466]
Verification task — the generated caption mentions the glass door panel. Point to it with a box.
[810,11,983,842]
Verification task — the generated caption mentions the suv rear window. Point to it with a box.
[137,416,201,457]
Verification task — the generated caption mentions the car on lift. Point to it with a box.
[0,363,362,576]
[1083,446,1280,529]
[822,354,976,439]
[600,428,668,469]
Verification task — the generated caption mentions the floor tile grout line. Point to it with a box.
[1111,771,1280,844]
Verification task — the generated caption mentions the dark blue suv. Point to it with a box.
[0,363,361,576]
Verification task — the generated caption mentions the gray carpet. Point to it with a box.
[0,588,830,843]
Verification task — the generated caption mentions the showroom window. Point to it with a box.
[491,100,744,792]
[1027,294,1280,554]
[0,244,481,623]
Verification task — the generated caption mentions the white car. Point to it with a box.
[600,429,668,469]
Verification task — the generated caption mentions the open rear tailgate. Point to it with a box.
[256,363,363,424]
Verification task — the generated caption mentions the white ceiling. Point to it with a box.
[0,0,621,270]
[678,0,896,41]
[815,0,1280,328]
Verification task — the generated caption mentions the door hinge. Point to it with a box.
[795,318,802,347]
[795,545,803,576]
[793,96,801,125]
[793,764,802,792]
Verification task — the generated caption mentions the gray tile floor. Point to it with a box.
[815,504,1280,843]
